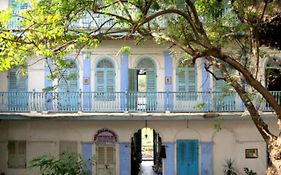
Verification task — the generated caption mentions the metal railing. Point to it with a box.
[0,91,280,113]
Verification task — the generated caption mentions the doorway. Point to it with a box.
[94,128,117,175]
[128,57,157,112]
[176,140,199,175]
[131,128,163,175]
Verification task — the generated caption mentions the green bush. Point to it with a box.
[29,153,91,175]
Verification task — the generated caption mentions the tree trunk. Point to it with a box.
[266,137,281,175]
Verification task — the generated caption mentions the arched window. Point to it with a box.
[176,62,197,100]
[8,68,28,92]
[58,60,78,92]
[96,58,115,93]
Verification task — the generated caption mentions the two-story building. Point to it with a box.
[0,0,280,175]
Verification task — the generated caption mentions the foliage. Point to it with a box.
[224,159,237,175]
[29,153,90,175]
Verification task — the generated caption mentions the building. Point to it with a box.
[0,1,280,175]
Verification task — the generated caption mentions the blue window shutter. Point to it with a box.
[146,70,156,92]
[58,67,78,92]
[96,70,105,92]
[8,69,27,92]
[106,69,115,92]
[57,63,79,110]
[96,59,115,93]
[176,68,186,92]
[8,69,28,111]
[187,67,197,92]
[8,70,17,92]
[176,65,197,100]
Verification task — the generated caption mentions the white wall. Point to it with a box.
[0,119,277,175]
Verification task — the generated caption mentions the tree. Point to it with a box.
[1,0,281,173]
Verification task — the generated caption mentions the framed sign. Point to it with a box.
[165,76,172,85]
[245,148,258,159]
[83,77,90,85]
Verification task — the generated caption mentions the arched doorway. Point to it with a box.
[131,127,163,175]
[128,57,157,112]
[94,128,117,175]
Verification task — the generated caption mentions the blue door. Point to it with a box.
[177,140,199,175]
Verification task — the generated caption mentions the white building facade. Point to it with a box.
[0,1,280,175]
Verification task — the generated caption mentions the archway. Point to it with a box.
[94,128,118,175]
[131,127,163,175]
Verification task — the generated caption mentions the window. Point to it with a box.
[176,64,197,100]
[212,67,235,111]
[8,140,26,168]
[59,141,78,155]
[58,60,78,92]
[8,69,28,92]
[95,59,115,100]
[8,69,28,110]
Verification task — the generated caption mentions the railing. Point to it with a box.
[0,91,280,113]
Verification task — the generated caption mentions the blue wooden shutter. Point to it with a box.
[213,68,235,111]
[106,69,115,92]
[187,66,197,92]
[96,70,105,92]
[8,70,18,92]
[59,67,78,92]
[58,63,79,111]
[176,68,186,92]
[8,69,27,92]
[176,65,197,100]
[146,70,156,92]
[8,69,28,111]
[96,59,115,101]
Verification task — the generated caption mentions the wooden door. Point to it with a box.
[176,140,199,175]
[97,144,115,175]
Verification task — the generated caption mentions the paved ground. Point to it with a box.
[138,161,158,175]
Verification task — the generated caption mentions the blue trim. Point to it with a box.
[83,54,91,110]
[201,58,209,92]
[164,51,173,110]
[83,54,91,92]
[82,143,92,174]
[164,51,173,91]
[119,143,130,175]
[120,53,128,92]
[120,53,128,111]
[163,142,174,175]
[44,60,52,90]
[201,142,212,175]
[201,58,210,111]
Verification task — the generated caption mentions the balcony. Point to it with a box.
[0,91,280,113]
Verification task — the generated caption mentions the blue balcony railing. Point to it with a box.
[0,91,280,113]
